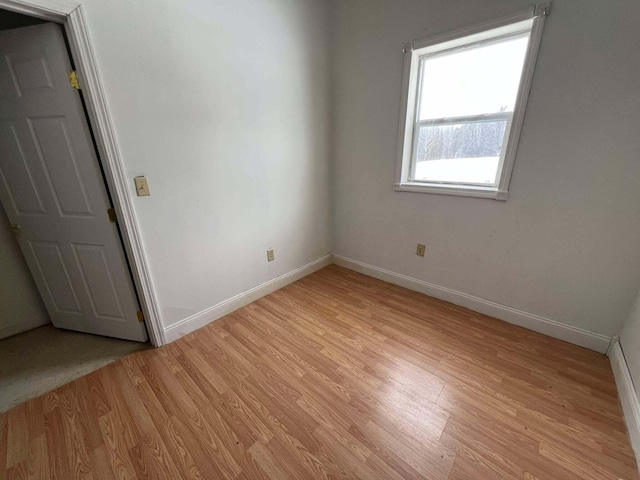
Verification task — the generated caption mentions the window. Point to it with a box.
[394,3,549,200]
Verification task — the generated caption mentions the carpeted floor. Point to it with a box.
[0,324,148,412]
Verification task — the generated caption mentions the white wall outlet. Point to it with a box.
[267,248,275,262]
[416,244,426,257]
[134,176,150,196]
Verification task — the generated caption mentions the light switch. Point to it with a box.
[134,176,150,197]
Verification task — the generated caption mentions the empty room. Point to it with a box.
[0,0,639,478]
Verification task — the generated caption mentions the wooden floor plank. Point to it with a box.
[0,265,636,479]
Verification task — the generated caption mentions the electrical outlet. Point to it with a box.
[267,248,275,262]
[416,244,426,257]
[134,176,150,196]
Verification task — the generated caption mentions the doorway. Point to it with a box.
[0,0,165,348]
[0,9,148,411]
[0,13,148,342]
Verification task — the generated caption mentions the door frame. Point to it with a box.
[0,0,165,346]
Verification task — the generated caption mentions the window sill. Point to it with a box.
[393,182,508,200]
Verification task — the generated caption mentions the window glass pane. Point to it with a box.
[418,35,529,121]
[413,120,508,185]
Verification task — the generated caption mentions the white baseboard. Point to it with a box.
[163,254,333,343]
[333,254,611,353]
[609,340,640,465]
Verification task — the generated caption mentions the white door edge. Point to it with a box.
[0,0,165,346]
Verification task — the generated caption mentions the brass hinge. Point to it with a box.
[107,207,117,223]
[137,310,145,323]
[69,70,81,90]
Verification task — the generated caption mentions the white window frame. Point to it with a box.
[394,3,550,201]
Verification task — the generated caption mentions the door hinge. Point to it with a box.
[107,207,117,223]
[137,310,145,323]
[69,70,81,90]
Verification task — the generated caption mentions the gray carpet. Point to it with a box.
[0,324,148,413]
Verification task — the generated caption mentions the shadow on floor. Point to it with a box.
[0,324,148,413]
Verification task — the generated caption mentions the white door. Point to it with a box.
[0,23,147,342]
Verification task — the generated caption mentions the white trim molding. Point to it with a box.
[609,340,640,465]
[0,0,73,20]
[163,254,333,343]
[333,254,611,353]
[0,0,166,345]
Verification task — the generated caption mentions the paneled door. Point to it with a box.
[0,23,147,342]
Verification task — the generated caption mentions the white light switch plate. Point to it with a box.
[134,176,150,196]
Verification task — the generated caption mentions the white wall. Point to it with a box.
[78,0,333,329]
[0,207,49,339]
[622,291,640,397]
[332,0,640,338]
